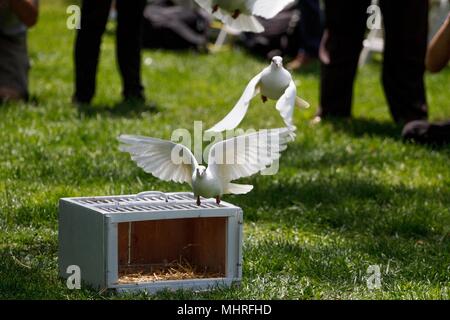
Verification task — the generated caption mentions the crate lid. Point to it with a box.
[61,192,240,217]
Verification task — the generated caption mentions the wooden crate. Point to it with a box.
[58,192,243,293]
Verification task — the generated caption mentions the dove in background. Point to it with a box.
[206,56,310,136]
[194,0,296,33]
[118,128,290,206]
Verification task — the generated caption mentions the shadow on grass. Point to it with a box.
[230,176,450,239]
[0,254,57,299]
[313,117,450,151]
[0,244,107,299]
[322,117,401,140]
[76,100,160,118]
[244,235,450,289]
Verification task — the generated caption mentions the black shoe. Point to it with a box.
[123,93,145,105]
[72,95,91,106]
[402,120,450,145]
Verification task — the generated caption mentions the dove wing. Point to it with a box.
[221,13,265,33]
[193,0,213,11]
[252,0,295,19]
[118,135,198,185]
[207,128,290,183]
[275,80,297,130]
[194,0,264,33]
[206,72,262,133]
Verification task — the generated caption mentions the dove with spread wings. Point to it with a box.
[194,0,295,33]
[118,128,290,205]
[206,56,309,135]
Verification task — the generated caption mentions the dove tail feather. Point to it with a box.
[225,183,254,195]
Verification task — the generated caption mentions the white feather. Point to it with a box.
[194,0,264,33]
[275,80,297,129]
[221,13,264,33]
[118,135,198,185]
[252,0,295,19]
[194,0,213,11]
[207,128,291,183]
[118,129,290,199]
[206,72,262,133]
[225,183,254,194]
[207,57,308,135]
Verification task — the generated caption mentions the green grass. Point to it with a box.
[1,0,449,300]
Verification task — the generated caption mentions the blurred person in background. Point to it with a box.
[73,0,146,105]
[287,0,323,70]
[317,0,429,124]
[0,0,39,102]
[402,13,450,145]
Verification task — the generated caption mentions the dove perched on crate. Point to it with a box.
[206,56,309,136]
[194,0,295,33]
[118,128,290,205]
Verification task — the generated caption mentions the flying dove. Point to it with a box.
[118,128,290,205]
[206,56,309,136]
[194,0,296,33]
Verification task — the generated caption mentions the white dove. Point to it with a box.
[194,0,295,33]
[118,128,290,206]
[206,56,309,135]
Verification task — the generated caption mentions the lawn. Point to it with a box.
[0,0,449,300]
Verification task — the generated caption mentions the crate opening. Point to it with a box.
[117,217,227,283]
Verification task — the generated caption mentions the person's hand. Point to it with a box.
[8,0,39,28]
[425,12,450,73]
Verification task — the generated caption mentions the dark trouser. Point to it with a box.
[297,0,323,57]
[319,0,429,124]
[0,33,29,100]
[74,0,146,103]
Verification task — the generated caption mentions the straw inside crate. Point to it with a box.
[117,218,227,283]
[118,260,223,283]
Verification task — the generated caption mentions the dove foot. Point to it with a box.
[196,196,201,206]
[232,10,241,19]
[215,196,221,205]
[261,95,268,103]
[212,5,219,13]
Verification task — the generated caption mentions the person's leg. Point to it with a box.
[116,0,146,101]
[0,34,29,102]
[299,0,322,58]
[380,0,428,124]
[74,0,112,104]
[0,87,23,102]
[288,0,323,70]
[318,0,370,118]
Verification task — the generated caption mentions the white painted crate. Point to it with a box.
[58,192,243,293]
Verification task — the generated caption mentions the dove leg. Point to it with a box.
[215,196,221,205]
[196,196,201,206]
[261,95,268,103]
[212,4,219,13]
[232,10,241,19]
